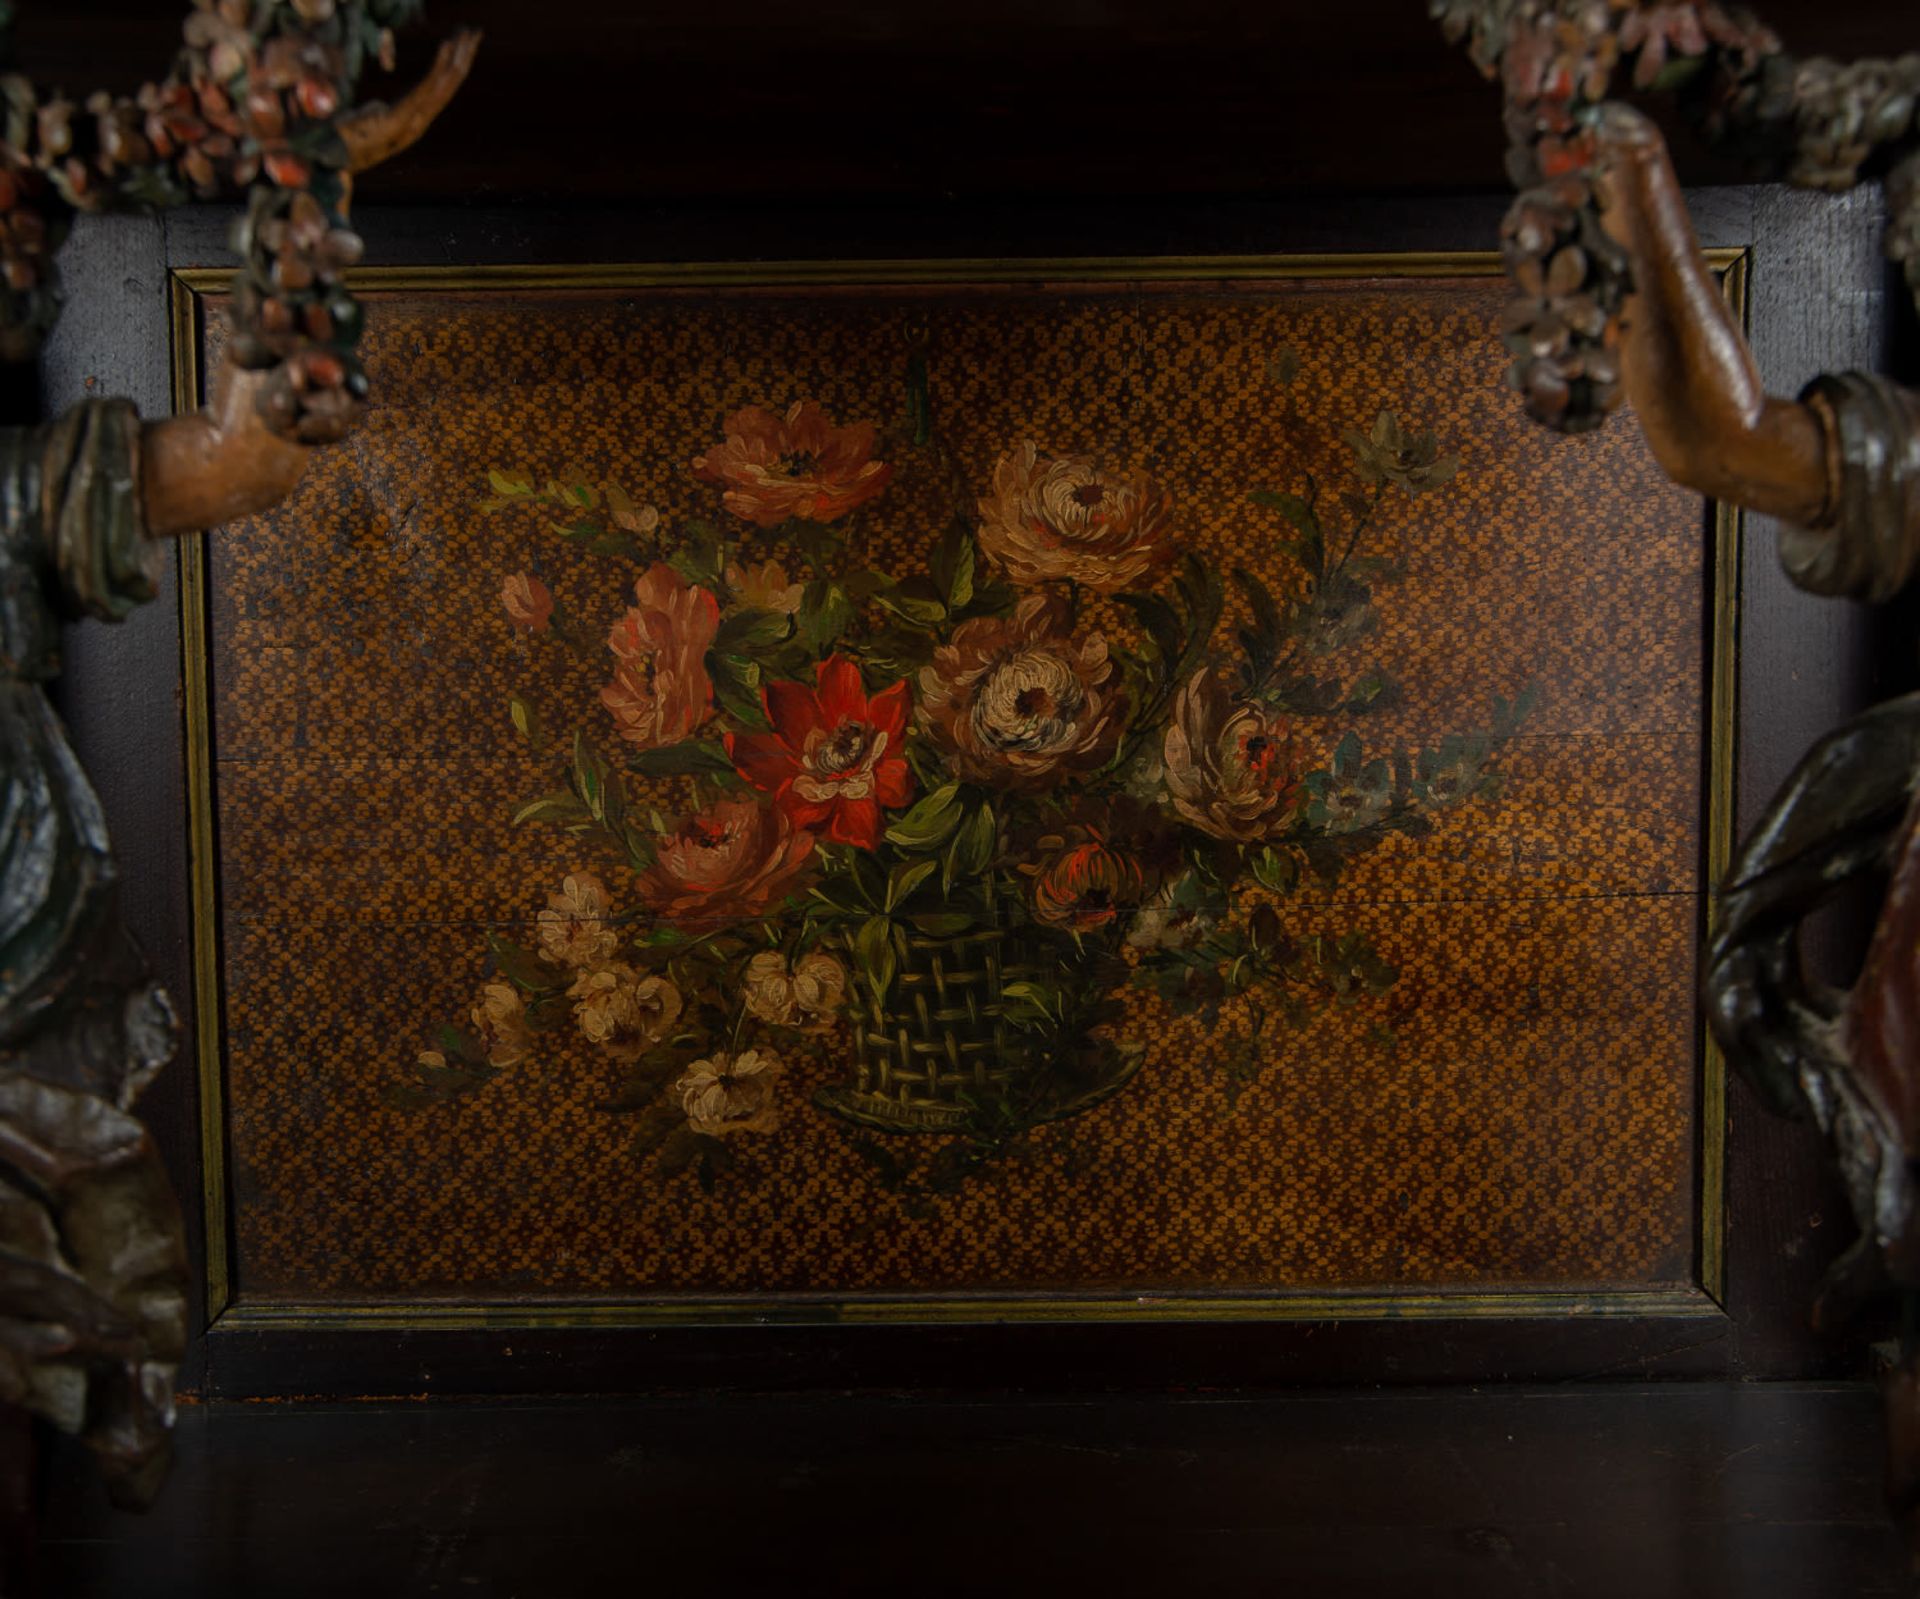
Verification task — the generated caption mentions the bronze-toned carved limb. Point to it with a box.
[1438,0,1920,1559]
[1435,1,1918,434]
[0,0,474,1517]
[1704,695,1920,1323]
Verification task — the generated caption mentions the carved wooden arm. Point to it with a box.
[1593,104,1832,529]
[139,28,481,539]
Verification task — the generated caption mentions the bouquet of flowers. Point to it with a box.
[408,360,1530,1189]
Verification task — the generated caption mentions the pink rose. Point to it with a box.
[601,563,722,750]
[692,400,892,530]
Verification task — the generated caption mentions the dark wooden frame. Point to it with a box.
[39,186,1898,1399]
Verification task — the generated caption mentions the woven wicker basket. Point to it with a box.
[813,926,1045,1133]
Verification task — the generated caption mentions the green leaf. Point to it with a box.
[507,694,544,746]
[487,468,534,498]
[884,782,964,850]
[856,915,898,1002]
[707,651,770,730]
[512,790,590,828]
[906,351,933,446]
[715,607,794,655]
[799,580,856,654]
[573,731,607,816]
[860,624,938,679]
[1250,484,1325,570]
[1118,592,1184,673]
[1171,556,1226,687]
[873,579,948,629]
[1232,568,1283,693]
[393,1042,500,1108]
[487,932,556,992]
[549,518,607,544]
[848,848,890,908]
[667,524,725,588]
[626,739,738,779]
[654,1124,703,1178]
[1234,568,1282,648]
[944,803,997,893]
[621,1096,686,1157]
[1343,671,1401,715]
[1251,846,1301,895]
[886,858,940,911]
[436,1023,487,1065]
[998,980,1059,1030]
[909,911,976,937]
[931,520,977,612]
[1249,487,1318,536]
[807,878,869,917]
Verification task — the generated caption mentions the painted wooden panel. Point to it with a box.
[186,260,1719,1319]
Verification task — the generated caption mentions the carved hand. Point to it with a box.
[1594,104,1831,528]
[138,29,483,541]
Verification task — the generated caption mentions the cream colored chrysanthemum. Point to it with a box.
[741,950,848,1031]
[537,872,622,970]
[470,979,532,1069]
[567,963,683,1064]
[674,1048,784,1137]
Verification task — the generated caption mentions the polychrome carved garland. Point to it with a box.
[408,367,1532,1190]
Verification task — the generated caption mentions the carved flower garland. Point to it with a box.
[1435,0,1920,431]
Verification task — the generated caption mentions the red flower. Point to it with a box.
[600,563,722,750]
[636,798,816,928]
[1029,841,1147,932]
[726,656,913,849]
[692,400,893,530]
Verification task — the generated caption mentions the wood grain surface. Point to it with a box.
[36,1384,1910,1599]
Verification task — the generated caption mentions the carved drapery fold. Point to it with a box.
[0,399,186,1505]
[1786,371,1920,603]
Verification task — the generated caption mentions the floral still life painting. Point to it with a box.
[405,374,1533,1197]
[197,268,1713,1308]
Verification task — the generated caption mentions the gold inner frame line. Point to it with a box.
[168,249,1746,1332]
